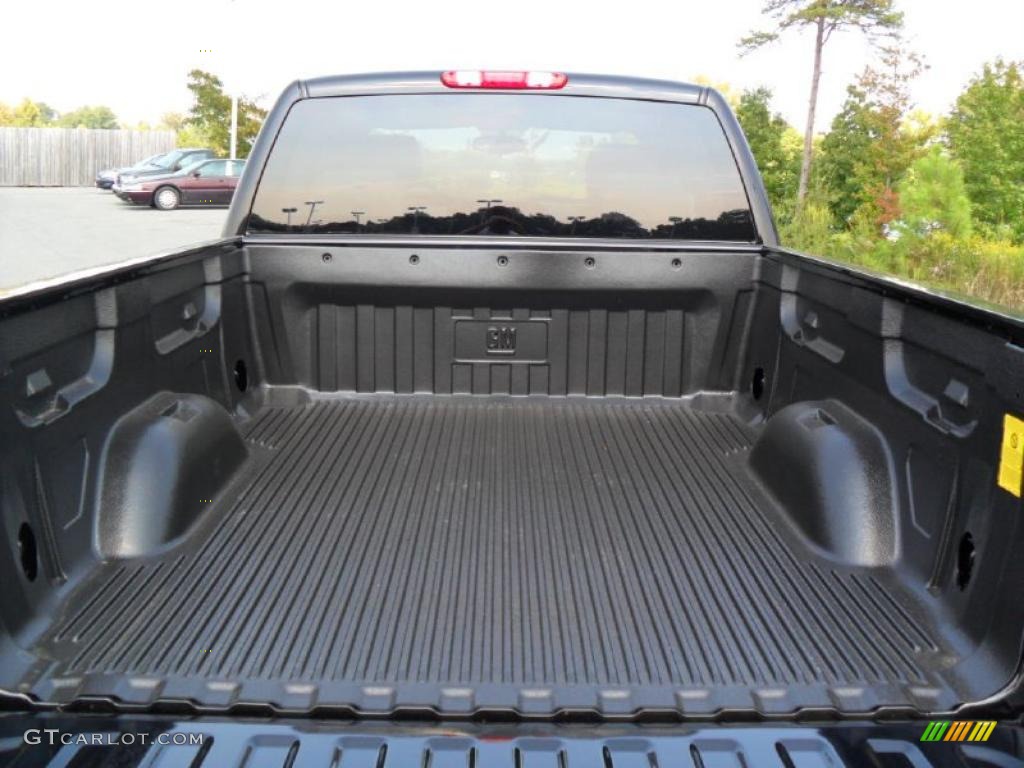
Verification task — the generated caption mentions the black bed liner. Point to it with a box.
[14,394,969,716]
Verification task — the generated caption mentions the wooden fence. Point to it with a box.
[0,128,178,186]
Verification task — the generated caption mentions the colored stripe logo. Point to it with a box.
[921,720,997,742]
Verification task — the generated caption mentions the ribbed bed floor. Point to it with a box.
[25,395,956,715]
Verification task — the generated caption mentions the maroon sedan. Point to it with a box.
[114,159,246,210]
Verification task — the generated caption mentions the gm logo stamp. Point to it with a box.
[486,326,517,355]
[453,320,548,363]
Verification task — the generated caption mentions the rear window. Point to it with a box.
[247,94,756,241]
[156,150,187,169]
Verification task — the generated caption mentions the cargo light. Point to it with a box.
[440,70,568,89]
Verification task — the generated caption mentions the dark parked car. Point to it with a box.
[94,152,168,189]
[114,147,216,187]
[114,158,246,209]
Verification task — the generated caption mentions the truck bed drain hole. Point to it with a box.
[234,360,249,392]
[18,523,38,581]
[956,532,975,590]
[752,367,766,400]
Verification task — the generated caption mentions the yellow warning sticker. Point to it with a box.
[998,414,1024,498]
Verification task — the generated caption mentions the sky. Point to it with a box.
[1,0,1021,132]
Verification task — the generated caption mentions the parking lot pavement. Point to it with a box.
[0,187,227,296]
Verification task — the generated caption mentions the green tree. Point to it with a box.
[740,0,903,207]
[735,87,801,219]
[0,100,56,126]
[5,98,55,126]
[897,146,972,238]
[56,105,119,129]
[782,196,834,253]
[175,123,213,149]
[157,112,206,147]
[817,46,928,231]
[12,99,45,126]
[35,102,57,123]
[816,84,873,225]
[946,59,1024,242]
[157,112,187,132]
[184,70,266,157]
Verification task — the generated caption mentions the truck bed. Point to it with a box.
[4,71,1023,729]
[22,393,962,715]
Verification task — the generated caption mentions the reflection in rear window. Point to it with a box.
[247,94,756,241]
